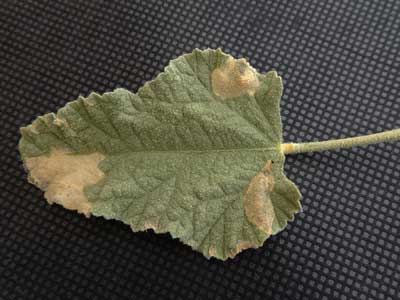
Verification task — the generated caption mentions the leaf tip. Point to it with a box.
[24,148,105,217]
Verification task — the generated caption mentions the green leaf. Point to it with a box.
[19,49,301,260]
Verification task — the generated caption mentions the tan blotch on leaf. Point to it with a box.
[211,57,260,98]
[25,149,105,217]
[228,241,254,259]
[244,160,275,235]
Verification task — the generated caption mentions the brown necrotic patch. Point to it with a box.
[25,149,105,217]
[244,160,275,235]
[211,57,260,98]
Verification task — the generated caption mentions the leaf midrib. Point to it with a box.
[106,146,280,156]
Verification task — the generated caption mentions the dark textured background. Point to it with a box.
[1,0,399,299]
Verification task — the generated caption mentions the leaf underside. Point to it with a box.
[19,49,301,260]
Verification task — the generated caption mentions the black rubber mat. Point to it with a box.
[1,1,399,299]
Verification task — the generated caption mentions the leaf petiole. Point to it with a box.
[282,128,400,155]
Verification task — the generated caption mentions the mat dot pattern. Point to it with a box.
[1,0,400,299]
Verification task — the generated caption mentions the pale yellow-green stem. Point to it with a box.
[282,128,400,155]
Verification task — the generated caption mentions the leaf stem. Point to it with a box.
[282,128,400,155]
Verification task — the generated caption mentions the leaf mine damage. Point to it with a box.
[244,160,275,235]
[25,149,104,217]
[211,57,260,98]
